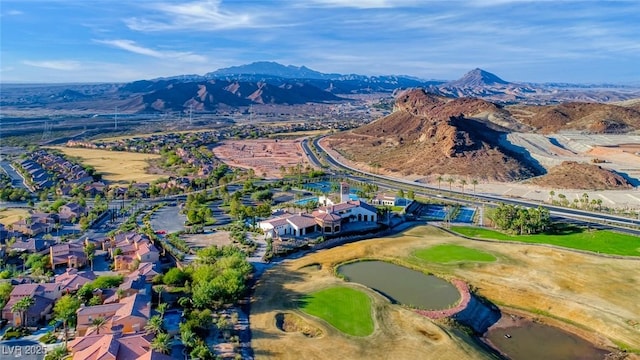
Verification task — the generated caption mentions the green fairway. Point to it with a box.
[450,226,640,256]
[414,244,496,263]
[299,287,374,336]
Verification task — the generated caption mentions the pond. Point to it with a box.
[338,260,460,310]
[485,318,609,360]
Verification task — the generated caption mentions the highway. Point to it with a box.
[305,137,640,234]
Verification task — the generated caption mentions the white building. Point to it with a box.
[259,200,378,239]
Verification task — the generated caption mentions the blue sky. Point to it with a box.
[1,0,639,83]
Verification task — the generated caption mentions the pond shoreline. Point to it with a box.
[414,279,471,319]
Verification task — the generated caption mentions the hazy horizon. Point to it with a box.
[1,0,639,84]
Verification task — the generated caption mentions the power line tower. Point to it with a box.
[41,120,52,141]
[114,106,118,130]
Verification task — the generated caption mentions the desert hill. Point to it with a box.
[445,68,509,87]
[529,161,632,190]
[508,102,640,133]
[325,89,543,181]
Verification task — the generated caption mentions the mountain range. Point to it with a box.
[2,62,640,112]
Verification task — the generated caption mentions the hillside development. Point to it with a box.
[250,226,640,359]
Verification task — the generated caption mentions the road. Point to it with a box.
[0,160,29,190]
[312,137,640,234]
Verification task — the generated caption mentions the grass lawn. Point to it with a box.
[51,147,162,184]
[451,225,640,257]
[414,244,496,263]
[0,208,30,226]
[299,287,374,337]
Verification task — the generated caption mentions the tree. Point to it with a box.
[180,327,197,349]
[0,282,13,310]
[44,345,68,360]
[471,179,478,193]
[459,179,467,193]
[447,177,455,191]
[84,242,96,271]
[396,189,405,199]
[436,176,443,189]
[11,296,34,327]
[190,343,214,360]
[407,190,415,201]
[91,317,107,335]
[156,285,165,305]
[53,295,80,346]
[25,253,47,275]
[151,332,172,354]
[145,315,164,335]
[20,252,29,273]
[157,303,168,320]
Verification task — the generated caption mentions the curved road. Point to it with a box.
[310,137,640,234]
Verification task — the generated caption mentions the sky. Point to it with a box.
[1,0,639,84]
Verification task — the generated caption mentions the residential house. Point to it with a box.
[84,182,106,197]
[11,212,57,237]
[109,233,159,271]
[55,268,96,293]
[59,202,87,223]
[67,332,173,360]
[49,242,87,269]
[7,238,56,253]
[2,283,61,327]
[76,292,151,336]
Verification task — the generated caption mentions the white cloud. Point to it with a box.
[6,9,24,15]
[125,0,255,31]
[95,39,207,62]
[22,60,81,71]
[308,0,418,8]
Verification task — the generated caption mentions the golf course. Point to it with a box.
[250,225,640,359]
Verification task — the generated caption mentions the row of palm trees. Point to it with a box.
[435,176,479,193]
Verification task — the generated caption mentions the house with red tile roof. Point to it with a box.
[55,268,96,293]
[2,283,62,327]
[76,292,151,336]
[109,233,159,271]
[49,242,87,269]
[68,332,173,360]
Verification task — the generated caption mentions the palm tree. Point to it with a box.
[151,332,172,354]
[156,285,165,305]
[11,296,34,327]
[436,176,443,189]
[20,252,29,273]
[91,317,107,335]
[44,345,68,360]
[459,179,467,193]
[145,315,164,335]
[471,179,478,194]
[157,303,168,319]
[447,177,455,191]
[180,328,197,349]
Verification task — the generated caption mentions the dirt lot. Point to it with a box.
[52,147,162,184]
[251,225,640,359]
[212,139,314,179]
[182,231,232,250]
